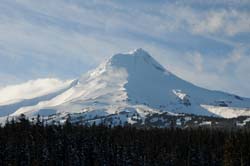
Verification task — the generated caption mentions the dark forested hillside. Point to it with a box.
[0,116,250,166]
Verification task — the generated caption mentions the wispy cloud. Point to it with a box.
[0,78,71,105]
[187,51,204,72]
[220,47,245,71]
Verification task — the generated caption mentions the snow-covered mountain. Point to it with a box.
[1,49,250,125]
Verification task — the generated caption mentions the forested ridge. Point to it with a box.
[0,115,250,166]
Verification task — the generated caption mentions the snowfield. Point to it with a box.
[1,48,250,125]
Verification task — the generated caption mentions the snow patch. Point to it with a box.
[201,104,250,118]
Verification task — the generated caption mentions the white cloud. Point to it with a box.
[160,4,250,36]
[219,47,245,72]
[187,51,203,72]
[206,10,249,36]
[0,78,71,105]
[193,11,225,34]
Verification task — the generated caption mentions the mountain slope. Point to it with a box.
[1,49,250,125]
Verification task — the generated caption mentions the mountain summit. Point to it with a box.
[107,48,168,74]
[1,49,250,125]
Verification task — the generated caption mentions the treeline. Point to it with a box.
[0,116,250,166]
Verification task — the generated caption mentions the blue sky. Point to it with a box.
[0,0,250,97]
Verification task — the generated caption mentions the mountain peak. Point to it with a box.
[110,48,150,60]
[129,48,149,56]
[106,48,168,75]
[87,48,169,80]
